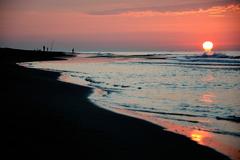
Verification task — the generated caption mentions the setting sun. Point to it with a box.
[203,41,213,52]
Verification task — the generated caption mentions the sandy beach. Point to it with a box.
[1,48,231,159]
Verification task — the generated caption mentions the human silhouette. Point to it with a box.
[43,45,45,52]
[72,48,75,54]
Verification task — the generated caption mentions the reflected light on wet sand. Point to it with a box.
[191,133,202,142]
[191,130,210,145]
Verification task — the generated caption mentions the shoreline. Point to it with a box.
[1,48,231,159]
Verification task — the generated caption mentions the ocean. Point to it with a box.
[20,51,240,160]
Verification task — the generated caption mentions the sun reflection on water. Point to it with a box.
[201,74,215,82]
[201,92,216,103]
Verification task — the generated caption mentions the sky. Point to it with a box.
[0,0,240,51]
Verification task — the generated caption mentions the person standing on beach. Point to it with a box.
[72,48,75,54]
[43,45,45,52]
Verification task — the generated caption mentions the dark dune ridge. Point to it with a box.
[0,48,230,159]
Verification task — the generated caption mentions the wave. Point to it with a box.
[156,116,199,123]
[174,53,240,65]
[95,52,115,57]
[113,84,130,88]
[86,52,240,69]
[85,77,103,84]
[119,104,240,124]
[121,105,204,118]
[197,52,240,59]
[206,129,240,137]
[89,52,176,59]
[134,61,240,68]
[216,115,240,123]
[178,59,240,64]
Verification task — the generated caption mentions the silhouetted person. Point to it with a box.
[72,48,75,54]
[43,45,45,52]
[47,47,48,52]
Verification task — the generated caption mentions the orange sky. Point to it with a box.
[1,0,240,51]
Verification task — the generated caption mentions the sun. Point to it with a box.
[202,41,213,53]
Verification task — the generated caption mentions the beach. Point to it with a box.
[1,48,231,159]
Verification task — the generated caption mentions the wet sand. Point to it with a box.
[0,48,231,159]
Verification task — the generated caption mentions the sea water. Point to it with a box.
[20,51,240,160]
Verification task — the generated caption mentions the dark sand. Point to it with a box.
[1,48,230,159]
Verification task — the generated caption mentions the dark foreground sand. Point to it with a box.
[1,48,230,159]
